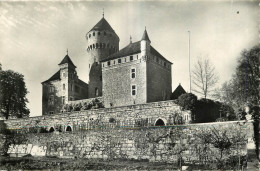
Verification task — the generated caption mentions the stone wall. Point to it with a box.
[147,54,172,102]
[4,100,189,132]
[102,53,147,107]
[6,121,253,163]
[68,97,103,106]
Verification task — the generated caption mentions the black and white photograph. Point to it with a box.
[0,0,259,170]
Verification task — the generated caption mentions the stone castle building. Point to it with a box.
[42,16,172,115]
[41,53,88,115]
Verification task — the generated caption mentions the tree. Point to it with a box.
[233,45,259,107]
[177,93,197,122]
[215,45,259,110]
[192,57,218,99]
[0,70,30,119]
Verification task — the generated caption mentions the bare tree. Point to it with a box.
[192,57,218,99]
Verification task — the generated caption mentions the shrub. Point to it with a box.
[178,93,197,111]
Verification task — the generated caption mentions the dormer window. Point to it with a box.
[118,59,121,63]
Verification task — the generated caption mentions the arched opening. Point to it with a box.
[66,126,72,132]
[155,119,165,126]
[49,127,55,133]
[95,87,99,97]
[39,127,48,133]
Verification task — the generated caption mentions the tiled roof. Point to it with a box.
[171,84,186,99]
[101,41,141,62]
[42,70,60,84]
[89,18,115,33]
[58,55,76,68]
[150,46,172,64]
[101,41,172,64]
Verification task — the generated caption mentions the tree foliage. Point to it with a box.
[0,70,30,119]
[192,57,218,99]
[215,45,259,110]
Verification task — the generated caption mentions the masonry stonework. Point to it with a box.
[5,121,253,163]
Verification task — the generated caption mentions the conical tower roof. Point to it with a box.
[89,18,115,33]
[58,54,76,68]
[141,28,151,43]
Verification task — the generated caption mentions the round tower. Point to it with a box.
[86,16,119,98]
[86,17,119,66]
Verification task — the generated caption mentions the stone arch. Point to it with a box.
[49,127,55,133]
[66,125,72,132]
[155,118,166,126]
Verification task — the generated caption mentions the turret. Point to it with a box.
[141,28,151,58]
[86,16,119,98]
[86,17,120,67]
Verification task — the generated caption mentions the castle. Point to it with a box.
[3,15,253,164]
[42,16,172,115]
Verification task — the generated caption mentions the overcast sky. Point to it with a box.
[0,1,258,117]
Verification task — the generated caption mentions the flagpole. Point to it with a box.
[188,31,191,93]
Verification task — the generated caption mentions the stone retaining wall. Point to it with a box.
[4,100,190,132]
[6,121,253,163]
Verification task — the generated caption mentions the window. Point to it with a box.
[132,85,136,96]
[131,68,136,78]
[49,86,55,93]
[130,56,133,61]
[63,72,66,77]
[108,61,110,66]
[93,44,95,48]
[95,87,99,97]
[137,55,138,59]
[118,59,121,63]
[49,96,54,105]
[49,111,54,114]
[93,32,95,36]
[98,32,100,35]
[114,60,115,64]
[63,84,65,90]
[62,96,65,104]
[125,58,126,62]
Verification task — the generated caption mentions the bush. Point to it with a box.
[178,93,197,111]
